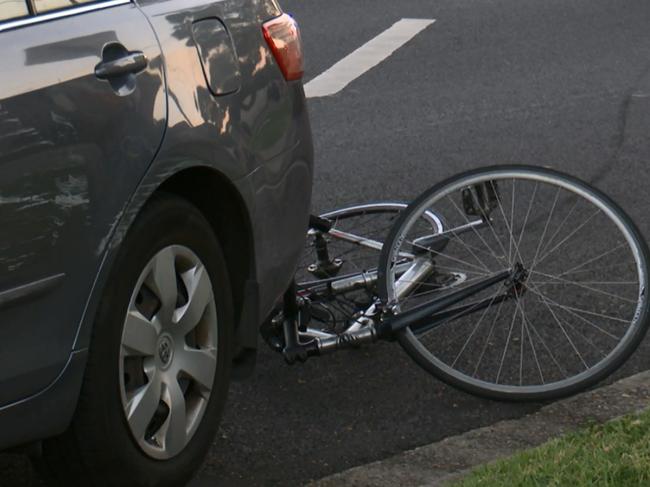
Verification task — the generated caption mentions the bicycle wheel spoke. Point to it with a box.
[560,261,633,276]
[431,264,490,276]
[447,196,506,264]
[523,303,569,379]
[557,243,627,278]
[496,291,521,384]
[408,239,493,274]
[493,179,525,267]
[451,293,500,368]
[441,227,501,270]
[531,270,637,304]
[471,298,506,378]
[529,187,561,274]
[522,303,545,384]
[533,281,636,286]
[535,290,589,370]
[550,308,607,358]
[484,180,515,262]
[533,208,601,268]
[509,179,516,264]
[526,285,623,339]
[518,297,526,386]
[537,198,579,260]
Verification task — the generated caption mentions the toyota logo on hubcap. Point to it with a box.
[158,336,173,366]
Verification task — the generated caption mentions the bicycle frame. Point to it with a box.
[264,167,650,401]
[276,213,525,364]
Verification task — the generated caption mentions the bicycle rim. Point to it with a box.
[378,165,650,400]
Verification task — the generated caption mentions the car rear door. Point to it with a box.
[0,0,166,404]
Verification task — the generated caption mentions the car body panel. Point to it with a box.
[0,350,87,450]
[192,18,242,96]
[0,0,313,450]
[0,3,166,406]
[119,0,313,319]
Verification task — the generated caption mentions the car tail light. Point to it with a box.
[262,13,304,81]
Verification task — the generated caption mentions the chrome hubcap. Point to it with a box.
[119,245,218,460]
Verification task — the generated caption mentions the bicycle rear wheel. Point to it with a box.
[378,165,650,401]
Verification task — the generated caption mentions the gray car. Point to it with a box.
[0,0,312,484]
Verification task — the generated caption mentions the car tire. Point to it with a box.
[38,193,233,487]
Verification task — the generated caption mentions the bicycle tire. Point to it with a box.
[378,165,650,401]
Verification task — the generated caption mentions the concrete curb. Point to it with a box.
[309,371,650,487]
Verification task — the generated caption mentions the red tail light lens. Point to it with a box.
[262,13,304,81]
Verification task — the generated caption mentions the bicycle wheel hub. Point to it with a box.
[505,262,529,296]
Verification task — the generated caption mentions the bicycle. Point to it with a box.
[262,165,650,401]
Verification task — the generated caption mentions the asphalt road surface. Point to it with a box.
[5,0,650,485]
[201,0,650,484]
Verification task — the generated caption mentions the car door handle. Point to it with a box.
[95,51,148,80]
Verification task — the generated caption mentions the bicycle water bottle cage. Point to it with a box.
[462,181,500,219]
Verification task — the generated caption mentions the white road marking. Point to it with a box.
[304,18,436,99]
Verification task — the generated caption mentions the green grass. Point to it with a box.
[454,408,650,487]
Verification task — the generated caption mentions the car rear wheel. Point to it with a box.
[39,194,233,487]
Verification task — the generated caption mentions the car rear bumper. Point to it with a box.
[234,82,313,349]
